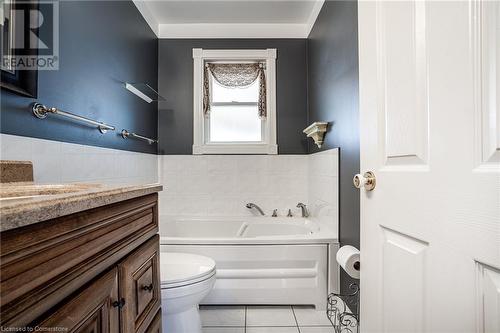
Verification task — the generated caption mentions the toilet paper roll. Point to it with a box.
[336,245,360,279]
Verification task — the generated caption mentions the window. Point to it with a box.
[192,49,277,154]
[210,77,261,142]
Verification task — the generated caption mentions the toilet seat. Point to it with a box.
[160,252,216,289]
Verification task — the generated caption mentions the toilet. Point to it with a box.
[160,252,216,333]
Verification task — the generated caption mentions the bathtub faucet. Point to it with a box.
[296,203,309,218]
[246,203,265,216]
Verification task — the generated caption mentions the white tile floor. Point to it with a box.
[200,305,333,333]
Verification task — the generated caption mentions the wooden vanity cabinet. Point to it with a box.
[37,268,120,333]
[0,193,162,333]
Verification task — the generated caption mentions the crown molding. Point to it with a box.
[158,23,310,39]
[134,0,325,39]
[133,0,159,37]
[306,0,325,37]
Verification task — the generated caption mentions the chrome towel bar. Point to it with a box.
[121,129,157,145]
[31,103,115,134]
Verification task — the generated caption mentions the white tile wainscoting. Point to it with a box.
[307,150,339,230]
[0,134,337,234]
[200,305,333,333]
[158,149,338,233]
[158,154,307,217]
[0,134,158,184]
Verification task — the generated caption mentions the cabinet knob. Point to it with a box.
[142,283,154,292]
[112,298,126,309]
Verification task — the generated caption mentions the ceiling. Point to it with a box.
[133,0,325,38]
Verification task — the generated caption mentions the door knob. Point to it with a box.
[353,171,376,191]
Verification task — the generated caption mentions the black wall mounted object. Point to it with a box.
[1,1,39,98]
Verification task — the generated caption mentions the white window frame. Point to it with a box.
[192,48,278,155]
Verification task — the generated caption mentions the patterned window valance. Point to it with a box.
[203,63,267,118]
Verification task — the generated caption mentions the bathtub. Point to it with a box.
[160,216,339,309]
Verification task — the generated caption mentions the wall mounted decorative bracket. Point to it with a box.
[303,121,328,148]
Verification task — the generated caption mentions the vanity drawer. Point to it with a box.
[0,194,158,326]
[118,235,160,333]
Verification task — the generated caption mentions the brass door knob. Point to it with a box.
[353,171,376,191]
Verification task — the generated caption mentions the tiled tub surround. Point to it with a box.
[308,149,339,230]
[158,154,309,217]
[0,134,158,184]
[159,150,339,309]
[158,150,338,235]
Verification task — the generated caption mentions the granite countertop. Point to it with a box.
[0,183,163,232]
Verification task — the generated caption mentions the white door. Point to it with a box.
[358,1,500,332]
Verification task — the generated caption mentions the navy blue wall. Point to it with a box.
[0,1,158,154]
[307,0,360,293]
[157,39,309,154]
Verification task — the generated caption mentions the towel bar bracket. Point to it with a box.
[121,129,157,145]
[32,103,50,120]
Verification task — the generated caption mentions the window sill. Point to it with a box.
[193,143,278,155]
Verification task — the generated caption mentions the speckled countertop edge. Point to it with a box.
[0,184,163,232]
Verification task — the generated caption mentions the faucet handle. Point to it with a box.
[287,209,293,217]
[272,209,278,217]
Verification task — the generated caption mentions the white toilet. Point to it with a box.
[160,252,216,333]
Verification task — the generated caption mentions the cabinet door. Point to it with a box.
[119,235,161,333]
[144,310,162,333]
[37,268,120,333]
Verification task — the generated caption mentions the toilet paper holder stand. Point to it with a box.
[327,283,359,333]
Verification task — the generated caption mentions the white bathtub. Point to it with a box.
[160,216,339,309]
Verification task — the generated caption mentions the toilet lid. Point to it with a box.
[160,252,216,287]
